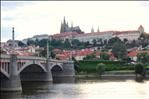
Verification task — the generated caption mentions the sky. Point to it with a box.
[1,1,149,42]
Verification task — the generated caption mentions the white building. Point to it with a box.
[74,31,113,43]
[31,34,49,41]
[113,30,141,41]
[113,25,144,41]
[22,34,52,44]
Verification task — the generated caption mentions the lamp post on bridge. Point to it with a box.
[47,37,51,60]
[12,27,15,54]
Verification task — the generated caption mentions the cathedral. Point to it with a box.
[60,17,83,34]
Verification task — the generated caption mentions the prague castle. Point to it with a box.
[23,17,145,44]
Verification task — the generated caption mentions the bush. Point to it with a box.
[135,64,145,76]
[78,60,127,72]
[96,63,106,78]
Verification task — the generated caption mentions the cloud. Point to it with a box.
[1,1,149,42]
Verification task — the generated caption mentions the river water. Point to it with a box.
[1,78,149,99]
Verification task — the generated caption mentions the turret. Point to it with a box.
[138,25,144,34]
[97,26,100,32]
[91,26,94,33]
[71,21,73,29]
[60,21,64,33]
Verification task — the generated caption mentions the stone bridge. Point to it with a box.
[0,54,75,91]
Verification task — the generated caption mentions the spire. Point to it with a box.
[97,26,100,32]
[138,25,144,34]
[67,21,69,27]
[63,16,66,25]
[91,26,94,33]
[71,21,73,29]
[60,21,64,33]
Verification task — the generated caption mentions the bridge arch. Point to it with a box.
[50,63,63,71]
[50,64,63,83]
[18,62,47,74]
[19,62,49,82]
[0,69,9,78]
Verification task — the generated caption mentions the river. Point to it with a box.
[1,78,149,99]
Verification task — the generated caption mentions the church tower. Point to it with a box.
[60,16,83,33]
[138,25,144,34]
[60,16,67,33]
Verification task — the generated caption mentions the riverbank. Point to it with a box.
[76,70,149,80]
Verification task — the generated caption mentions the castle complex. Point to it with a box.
[23,17,145,44]
[52,17,145,43]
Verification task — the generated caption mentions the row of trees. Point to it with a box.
[96,63,146,82]
[19,33,149,60]
[26,39,92,50]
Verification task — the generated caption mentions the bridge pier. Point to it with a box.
[45,60,53,82]
[51,61,75,83]
[0,54,22,91]
[62,61,75,77]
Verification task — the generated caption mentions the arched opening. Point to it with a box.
[51,65,63,83]
[19,64,49,91]
[19,64,46,82]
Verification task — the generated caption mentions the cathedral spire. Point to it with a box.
[71,21,73,29]
[63,16,66,25]
[97,26,100,32]
[67,21,69,27]
[60,21,63,33]
[91,26,94,33]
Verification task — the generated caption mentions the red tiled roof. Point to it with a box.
[52,32,79,38]
[18,52,34,56]
[75,31,113,37]
[127,50,149,57]
[114,30,139,35]
[127,50,137,57]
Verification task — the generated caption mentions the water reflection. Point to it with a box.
[1,78,149,99]
[0,92,22,99]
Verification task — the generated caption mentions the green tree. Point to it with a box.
[137,52,149,64]
[18,41,26,47]
[96,63,106,79]
[39,48,46,57]
[35,39,39,46]
[108,37,122,45]
[72,57,80,72]
[105,37,122,49]
[100,52,110,60]
[64,39,71,49]
[71,39,81,46]
[92,39,97,46]
[27,39,35,46]
[112,42,127,60]
[123,38,128,44]
[38,39,48,47]
[83,53,96,60]
[135,63,145,82]
[138,33,149,48]
[51,51,56,59]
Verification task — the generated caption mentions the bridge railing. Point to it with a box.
[0,54,11,59]
[17,55,46,61]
